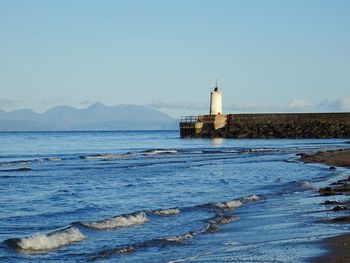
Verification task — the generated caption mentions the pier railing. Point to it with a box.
[180,116,198,123]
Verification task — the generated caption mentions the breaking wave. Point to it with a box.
[87,195,262,260]
[205,195,261,210]
[81,195,259,231]
[6,194,260,258]
[141,149,179,155]
[79,154,122,160]
[0,156,62,167]
[4,227,85,252]
[90,213,242,261]
[81,212,149,230]
[80,149,179,160]
[152,208,181,216]
[0,160,32,167]
[248,148,274,153]
[82,194,260,229]
[243,194,260,201]
[277,180,315,195]
[78,147,278,161]
[298,181,314,190]
[80,208,182,230]
[212,200,242,209]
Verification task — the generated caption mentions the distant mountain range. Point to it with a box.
[0,103,178,131]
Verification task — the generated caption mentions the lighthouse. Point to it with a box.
[209,82,222,115]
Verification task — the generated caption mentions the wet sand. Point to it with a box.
[301,149,350,168]
[313,234,350,263]
[301,148,350,263]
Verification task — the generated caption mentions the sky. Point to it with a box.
[0,0,349,117]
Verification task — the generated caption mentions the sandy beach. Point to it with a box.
[301,148,350,262]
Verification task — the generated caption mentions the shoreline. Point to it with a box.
[301,149,350,168]
[301,148,350,262]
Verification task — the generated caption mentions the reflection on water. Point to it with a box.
[211,138,224,146]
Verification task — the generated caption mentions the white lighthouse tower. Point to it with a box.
[210,81,222,115]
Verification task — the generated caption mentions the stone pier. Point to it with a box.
[179,113,350,139]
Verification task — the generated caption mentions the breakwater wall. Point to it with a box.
[179,113,350,138]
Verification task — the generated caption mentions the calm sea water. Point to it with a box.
[1,131,350,262]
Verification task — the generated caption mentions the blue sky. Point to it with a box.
[0,0,349,117]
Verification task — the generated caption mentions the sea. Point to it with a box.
[1,131,350,262]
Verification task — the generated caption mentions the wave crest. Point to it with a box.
[213,200,242,209]
[80,149,178,160]
[208,194,261,210]
[299,181,313,190]
[243,194,260,201]
[160,231,196,243]
[80,154,122,160]
[141,149,178,155]
[81,212,148,230]
[0,160,32,167]
[4,227,85,252]
[152,208,180,216]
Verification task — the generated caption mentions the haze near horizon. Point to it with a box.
[0,0,349,117]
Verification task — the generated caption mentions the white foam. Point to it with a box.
[83,154,122,160]
[46,157,62,161]
[162,232,195,243]
[82,213,148,230]
[213,194,260,209]
[82,149,178,160]
[249,148,273,152]
[142,150,178,155]
[0,161,31,167]
[153,208,180,216]
[214,200,242,209]
[243,195,260,202]
[16,227,85,251]
[81,155,103,160]
[223,150,240,153]
[299,181,313,190]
